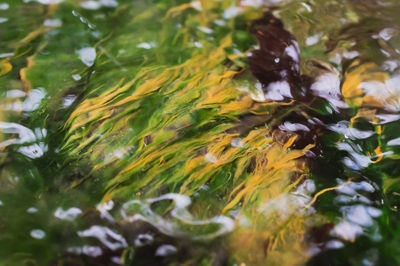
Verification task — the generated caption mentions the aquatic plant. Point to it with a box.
[2,0,400,265]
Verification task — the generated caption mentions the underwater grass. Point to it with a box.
[5,0,400,265]
[35,1,323,264]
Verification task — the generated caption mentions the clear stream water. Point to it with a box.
[1,0,400,265]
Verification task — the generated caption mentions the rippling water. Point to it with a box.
[1,0,400,265]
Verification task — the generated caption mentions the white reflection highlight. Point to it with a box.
[231,137,244,148]
[0,52,14,58]
[3,88,46,112]
[205,153,218,164]
[77,47,96,67]
[80,1,101,9]
[134,234,154,247]
[30,229,46,239]
[78,225,127,250]
[155,244,177,256]
[136,42,156,49]
[264,80,292,101]
[375,114,400,124]
[121,193,235,240]
[43,19,62,27]
[337,142,371,170]
[67,245,103,257]
[279,121,310,132]
[237,84,265,101]
[222,6,242,19]
[80,0,118,9]
[332,179,382,242]
[23,88,46,112]
[340,205,382,227]
[306,33,322,46]
[331,221,363,241]
[0,3,9,10]
[27,207,38,213]
[0,122,47,158]
[24,0,64,4]
[63,94,77,108]
[379,28,396,41]
[54,207,82,221]
[72,74,82,81]
[311,72,348,110]
[325,240,344,249]
[258,179,316,219]
[6,90,26,98]
[190,1,202,11]
[197,26,213,34]
[360,75,400,112]
[97,200,115,222]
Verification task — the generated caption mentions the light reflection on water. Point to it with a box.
[0,122,47,158]
[331,180,382,241]
[121,193,235,241]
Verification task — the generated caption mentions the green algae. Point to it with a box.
[2,0,400,265]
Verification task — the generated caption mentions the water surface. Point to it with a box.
[1,0,400,265]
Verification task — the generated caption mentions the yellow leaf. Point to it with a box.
[0,59,12,76]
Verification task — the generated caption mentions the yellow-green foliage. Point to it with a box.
[57,1,320,264]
